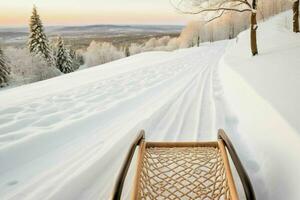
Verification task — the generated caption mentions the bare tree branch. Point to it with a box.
[171,0,253,22]
[180,7,252,15]
[205,9,226,23]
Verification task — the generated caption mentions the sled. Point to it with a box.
[112,129,256,200]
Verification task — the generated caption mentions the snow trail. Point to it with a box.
[0,41,228,199]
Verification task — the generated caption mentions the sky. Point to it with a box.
[0,0,198,27]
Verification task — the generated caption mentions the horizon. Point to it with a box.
[0,0,198,27]
[0,23,185,29]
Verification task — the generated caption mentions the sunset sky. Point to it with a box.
[0,0,198,27]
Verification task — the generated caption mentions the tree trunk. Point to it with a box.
[125,46,130,57]
[293,0,299,33]
[250,12,258,56]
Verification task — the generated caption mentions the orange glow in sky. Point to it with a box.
[0,0,198,26]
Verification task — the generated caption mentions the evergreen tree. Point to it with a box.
[69,49,81,70]
[55,37,74,74]
[28,5,53,63]
[0,47,10,87]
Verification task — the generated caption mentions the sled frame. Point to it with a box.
[111,129,256,200]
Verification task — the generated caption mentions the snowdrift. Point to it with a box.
[220,11,300,200]
[0,11,299,200]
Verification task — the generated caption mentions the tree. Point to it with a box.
[55,37,74,74]
[5,47,61,85]
[84,41,125,67]
[125,46,130,57]
[197,35,200,46]
[208,24,214,42]
[69,49,82,70]
[179,21,201,47]
[292,0,299,33]
[0,47,10,87]
[28,5,53,63]
[251,0,258,55]
[225,12,236,39]
[173,0,259,56]
[129,43,143,55]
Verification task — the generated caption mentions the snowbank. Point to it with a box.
[220,11,300,200]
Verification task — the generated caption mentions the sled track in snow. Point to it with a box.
[0,41,228,199]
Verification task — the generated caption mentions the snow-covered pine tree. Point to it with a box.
[0,47,10,87]
[28,5,53,63]
[55,37,74,74]
[69,49,81,70]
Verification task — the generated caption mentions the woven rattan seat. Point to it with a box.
[134,142,236,200]
[112,130,256,200]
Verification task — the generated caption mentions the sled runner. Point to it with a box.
[112,129,255,200]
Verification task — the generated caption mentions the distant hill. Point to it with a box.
[0,24,183,43]
[0,24,183,33]
[54,24,183,33]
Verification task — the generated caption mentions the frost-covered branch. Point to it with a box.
[172,0,254,19]
[172,0,259,55]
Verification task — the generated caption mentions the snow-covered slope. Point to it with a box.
[0,11,299,200]
[0,41,227,199]
[220,11,300,200]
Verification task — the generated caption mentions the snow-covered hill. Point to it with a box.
[220,11,300,200]
[0,11,299,200]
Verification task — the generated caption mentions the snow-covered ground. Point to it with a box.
[220,11,300,200]
[0,11,299,200]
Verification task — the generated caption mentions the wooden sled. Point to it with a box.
[112,129,255,200]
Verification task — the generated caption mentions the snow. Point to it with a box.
[220,11,300,200]
[0,11,299,200]
[0,42,227,199]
